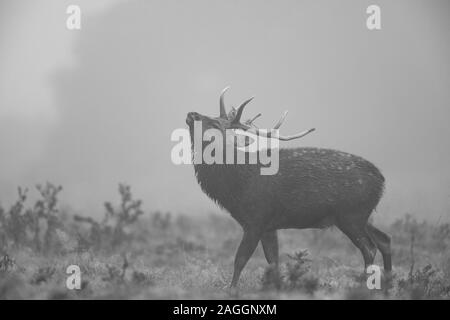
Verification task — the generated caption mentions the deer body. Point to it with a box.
[195,147,384,230]
[187,88,391,287]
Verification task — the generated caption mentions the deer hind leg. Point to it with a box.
[261,230,279,266]
[230,230,261,288]
[367,224,392,272]
[337,219,377,272]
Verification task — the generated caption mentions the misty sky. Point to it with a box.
[0,0,449,222]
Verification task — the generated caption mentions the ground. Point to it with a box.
[1,183,450,299]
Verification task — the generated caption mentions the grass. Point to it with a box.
[1,183,450,299]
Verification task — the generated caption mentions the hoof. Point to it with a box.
[381,271,394,290]
[226,285,239,297]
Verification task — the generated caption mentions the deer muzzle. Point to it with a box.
[186,112,201,126]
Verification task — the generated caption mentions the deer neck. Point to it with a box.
[191,140,256,214]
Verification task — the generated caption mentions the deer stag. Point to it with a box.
[186,87,391,287]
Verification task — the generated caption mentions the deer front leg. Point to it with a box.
[230,230,261,287]
[261,230,279,266]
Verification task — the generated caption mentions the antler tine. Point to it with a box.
[277,128,316,141]
[245,113,262,126]
[245,127,315,141]
[219,86,230,119]
[273,110,288,129]
[233,97,254,123]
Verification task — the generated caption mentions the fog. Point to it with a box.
[1,0,449,222]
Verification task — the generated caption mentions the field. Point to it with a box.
[1,183,450,299]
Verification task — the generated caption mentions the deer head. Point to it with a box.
[185,87,315,144]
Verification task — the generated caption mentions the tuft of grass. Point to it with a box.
[31,266,56,285]
[74,183,145,252]
[0,183,64,254]
[397,264,450,299]
[261,250,319,295]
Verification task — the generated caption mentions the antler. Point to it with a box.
[232,97,315,141]
[252,127,316,141]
